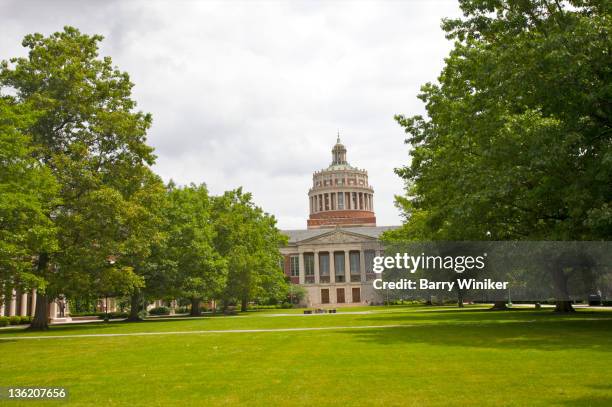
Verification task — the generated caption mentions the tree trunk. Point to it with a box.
[128,293,142,321]
[30,294,50,330]
[190,298,201,316]
[490,300,508,310]
[241,296,248,312]
[554,300,575,313]
[457,289,464,308]
[30,252,50,330]
[552,267,574,313]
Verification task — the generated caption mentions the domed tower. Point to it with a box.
[307,134,376,229]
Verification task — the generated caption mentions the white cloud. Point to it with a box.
[0,0,461,229]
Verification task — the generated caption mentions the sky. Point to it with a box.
[1,0,462,229]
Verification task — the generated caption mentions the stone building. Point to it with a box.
[281,136,398,306]
[0,289,70,322]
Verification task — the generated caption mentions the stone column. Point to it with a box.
[314,250,320,284]
[20,292,28,316]
[9,289,16,316]
[360,250,366,283]
[30,289,37,316]
[298,252,305,284]
[329,251,335,283]
[344,251,350,282]
[0,291,4,317]
[49,300,58,319]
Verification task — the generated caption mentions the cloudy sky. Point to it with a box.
[1,0,461,229]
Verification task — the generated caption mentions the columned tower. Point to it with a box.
[307,135,376,229]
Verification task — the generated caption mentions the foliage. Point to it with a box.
[0,27,158,328]
[212,188,288,311]
[0,98,59,295]
[148,306,171,315]
[162,183,227,315]
[387,0,611,242]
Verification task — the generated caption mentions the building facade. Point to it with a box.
[0,288,70,322]
[281,136,398,306]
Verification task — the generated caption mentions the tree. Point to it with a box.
[1,27,157,328]
[212,188,288,312]
[389,1,611,312]
[164,183,227,316]
[0,98,58,307]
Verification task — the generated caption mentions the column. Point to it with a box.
[360,250,366,283]
[20,292,28,316]
[0,291,4,316]
[9,289,16,316]
[30,289,37,316]
[49,300,58,319]
[314,250,320,284]
[344,251,350,282]
[298,252,305,284]
[329,251,335,283]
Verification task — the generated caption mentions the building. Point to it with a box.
[281,136,398,306]
[0,289,70,322]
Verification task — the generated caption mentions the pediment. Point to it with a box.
[301,230,377,244]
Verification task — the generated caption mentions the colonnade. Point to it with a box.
[295,248,376,285]
[309,191,373,214]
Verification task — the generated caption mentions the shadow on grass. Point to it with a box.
[357,308,612,325]
[341,314,612,352]
[0,316,217,337]
[559,392,612,407]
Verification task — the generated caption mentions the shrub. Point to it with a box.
[8,316,21,325]
[20,316,32,324]
[98,312,128,319]
[0,316,9,327]
[175,307,189,314]
[148,306,170,316]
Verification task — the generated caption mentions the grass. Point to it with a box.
[1,306,612,406]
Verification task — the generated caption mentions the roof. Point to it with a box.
[281,225,400,244]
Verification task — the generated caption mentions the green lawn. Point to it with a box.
[1,306,611,406]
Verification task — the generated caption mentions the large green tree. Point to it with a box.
[1,27,158,328]
[212,188,288,312]
[387,0,611,311]
[163,183,227,316]
[0,98,58,305]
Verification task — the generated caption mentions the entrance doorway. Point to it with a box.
[321,289,330,304]
[352,287,361,303]
[336,288,345,303]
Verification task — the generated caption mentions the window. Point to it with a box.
[334,252,345,282]
[319,253,329,275]
[290,255,299,277]
[304,253,314,276]
[364,250,375,273]
[337,193,344,210]
[350,251,360,274]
